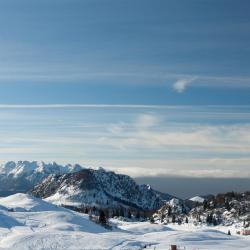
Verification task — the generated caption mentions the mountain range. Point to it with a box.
[0,161,83,194]
[31,167,174,211]
[0,161,174,211]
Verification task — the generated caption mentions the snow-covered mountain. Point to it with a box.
[0,161,83,193]
[153,191,250,228]
[31,167,174,211]
[189,196,205,203]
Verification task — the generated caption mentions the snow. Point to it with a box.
[169,198,180,206]
[190,196,205,203]
[0,193,59,212]
[0,194,250,249]
[33,167,172,211]
[0,161,84,191]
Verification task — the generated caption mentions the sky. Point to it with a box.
[0,0,250,194]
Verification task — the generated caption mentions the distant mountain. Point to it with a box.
[31,167,174,211]
[189,196,205,203]
[0,161,83,193]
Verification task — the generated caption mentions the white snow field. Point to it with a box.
[189,196,205,203]
[0,194,249,250]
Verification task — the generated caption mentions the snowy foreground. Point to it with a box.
[0,194,250,250]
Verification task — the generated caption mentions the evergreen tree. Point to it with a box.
[92,206,96,215]
[160,212,165,223]
[185,217,189,223]
[99,210,107,225]
[114,209,119,217]
[212,216,217,226]
[206,213,213,224]
[136,211,140,219]
[198,215,202,223]
[225,200,230,211]
[150,217,154,224]
[238,208,242,216]
[206,214,210,224]
[119,208,125,217]
[213,200,217,208]
[127,210,132,219]
[172,214,176,223]
[168,206,172,216]
[203,200,208,210]
[181,203,185,213]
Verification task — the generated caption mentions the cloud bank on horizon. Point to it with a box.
[0,105,249,179]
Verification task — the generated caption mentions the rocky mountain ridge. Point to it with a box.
[153,191,250,229]
[0,161,83,192]
[31,167,174,211]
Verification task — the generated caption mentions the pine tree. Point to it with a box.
[150,217,154,224]
[168,206,172,216]
[206,214,210,224]
[203,200,208,210]
[98,210,107,225]
[206,213,213,224]
[212,216,217,226]
[198,215,201,223]
[92,206,97,215]
[136,211,140,219]
[160,211,165,223]
[225,200,230,211]
[181,203,185,213]
[114,209,119,217]
[185,217,189,223]
[127,210,132,219]
[119,208,125,217]
[172,214,176,223]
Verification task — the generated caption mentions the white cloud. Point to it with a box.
[136,114,160,128]
[102,158,250,178]
[94,123,250,154]
[173,77,196,93]
[0,106,249,178]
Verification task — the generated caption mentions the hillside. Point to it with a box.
[31,168,174,211]
[0,193,249,249]
[153,191,250,229]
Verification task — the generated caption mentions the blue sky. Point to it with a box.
[0,0,249,178]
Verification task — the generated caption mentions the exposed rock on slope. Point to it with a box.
[153,191,250,227]
[31,168,174,211]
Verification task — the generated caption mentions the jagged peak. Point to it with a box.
[31,166,175,211]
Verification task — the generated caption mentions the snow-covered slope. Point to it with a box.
[0,161,83,192]
[0,193,59,212]
[31,168,173,211]
[153,191,250,229]
[189,196,205,203]
[0,194,249,250]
